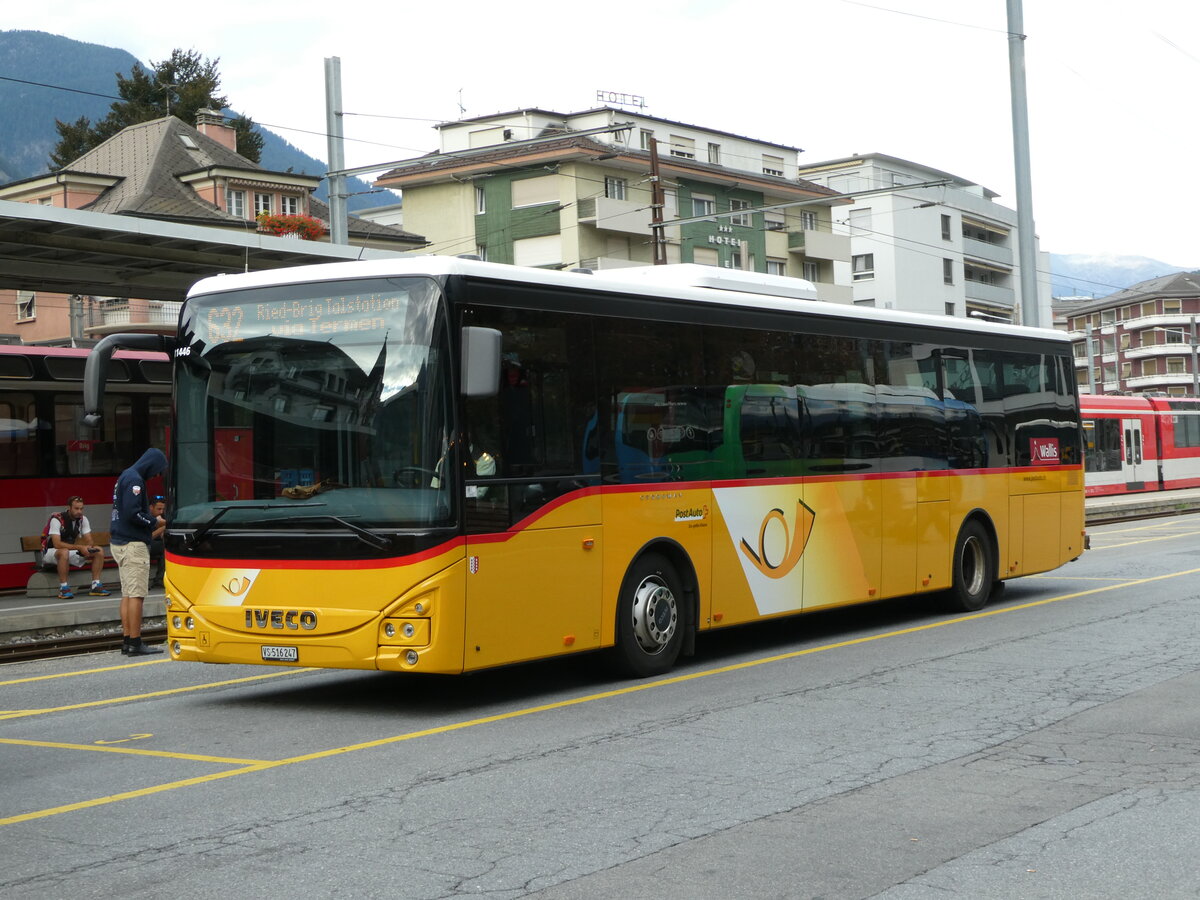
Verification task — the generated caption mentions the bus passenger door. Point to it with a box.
[458,305,602,671]
[1122,418,1145,491]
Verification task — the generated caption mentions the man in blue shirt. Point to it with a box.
[110,448,168,656]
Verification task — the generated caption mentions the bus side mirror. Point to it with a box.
[461,326,501,397]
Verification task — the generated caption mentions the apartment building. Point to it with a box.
[1063,271,1200,396]
[373,107,853,302]
[795,153,1051,324]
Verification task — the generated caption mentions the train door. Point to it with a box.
[1122,418,1146,490]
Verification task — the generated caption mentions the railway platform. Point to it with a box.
[2,489,1200,648]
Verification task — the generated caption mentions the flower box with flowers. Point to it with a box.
[256,213,327,241]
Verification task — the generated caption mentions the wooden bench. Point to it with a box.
[21,531,117,599]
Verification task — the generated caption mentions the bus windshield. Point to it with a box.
[172,276,454,535]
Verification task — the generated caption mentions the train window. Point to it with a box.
[0,392,38,476]
[140,360,174,383]
[54,393,134,475]
[0,356,34,379]
[45,357,87,381]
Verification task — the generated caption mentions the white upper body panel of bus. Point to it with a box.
[186,256,1069,345]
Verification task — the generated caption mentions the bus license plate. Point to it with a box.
[261,645,298,662]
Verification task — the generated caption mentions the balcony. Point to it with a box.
[962,236,1013,268]
[963,280,1015,308]
[576,196,652,236]
[577,256,650,271]
[786,228,850,262]
[85,300,182,337]
[1124,342,1194,360]
[1125,373,1198,391]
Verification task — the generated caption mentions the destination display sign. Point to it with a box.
[200,293,405,343]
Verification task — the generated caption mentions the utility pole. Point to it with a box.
[1191,315,1199,397]
[324,57,348,245]
[1085,326,1096,394]
[648,138,667,265]
[1007,0,1039,326]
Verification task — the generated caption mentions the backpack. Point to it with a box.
[41,511,80,552]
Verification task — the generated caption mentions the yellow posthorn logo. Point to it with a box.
[222,576,253,597]
[739,500,815,579]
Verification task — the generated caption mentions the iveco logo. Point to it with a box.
[245,609,318,630]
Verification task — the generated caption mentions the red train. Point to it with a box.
[1081,394,1200,496]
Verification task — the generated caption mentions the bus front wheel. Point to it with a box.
[613,553,684,677]
[947,519,996,613]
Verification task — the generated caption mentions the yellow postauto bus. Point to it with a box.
[84,258,1084,676]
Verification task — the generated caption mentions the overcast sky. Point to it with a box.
[13,0,1200,266]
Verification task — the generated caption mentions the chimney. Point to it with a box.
[195,109,237,153]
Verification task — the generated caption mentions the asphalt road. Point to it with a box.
[3,513,1200,899]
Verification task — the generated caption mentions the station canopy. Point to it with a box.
[0,200,405,303]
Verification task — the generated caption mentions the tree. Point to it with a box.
[49,49,262,168]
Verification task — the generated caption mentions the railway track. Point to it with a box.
[0,628,166,663]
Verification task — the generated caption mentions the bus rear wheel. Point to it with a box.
[947,519,996,613]
[613,553,684,677]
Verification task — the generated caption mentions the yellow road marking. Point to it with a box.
[1086,528,1200,550]
[0,658,166,687]
[3,564,1198,828]
[0,737,267,765]
[0,668,316,720]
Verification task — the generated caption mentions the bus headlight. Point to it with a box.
[172,615,182,629]
[405,650,418,665]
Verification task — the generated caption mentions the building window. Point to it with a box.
[693,247,719,266]
[848,208,872,235]
[852,254,875,281]
[511,175,558,208]
[945,302,956,316]
[1121,362,1133,378]
[226,189,245,218]
[941,214,952,240]
[729,249,743,269]
[943,259,954,285]
[800,210,818,231]
[764,211,786,231]
[475,186,486,214]
[1142,301,1156,317]
[707,142,721,164]
[1164,299,1182,314]
[640,129,655,150]
[762,155,784,177]
[692,194,716,217]
[475,245,487,261]
[1168,357,1188,374]
[604,177,627,201]
[280,195,300,215]
[802,260,819,282]
[766,258,787,276]
[669,136,695,159]
[855,298,877,307]
[254,192,272,216]
[16,291,35,321]
[729,198,751,227]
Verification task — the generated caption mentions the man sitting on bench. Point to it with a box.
[43,495,111,600]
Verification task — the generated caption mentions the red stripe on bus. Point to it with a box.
[165,536,467,570]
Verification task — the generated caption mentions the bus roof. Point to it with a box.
[187,256,1069,345]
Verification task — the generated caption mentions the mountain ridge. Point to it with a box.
[0,29,393,212]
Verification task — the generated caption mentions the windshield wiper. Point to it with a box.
[285,514,394,552]
[185,502,327,549]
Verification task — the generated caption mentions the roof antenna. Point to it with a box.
[457,88,466,117]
